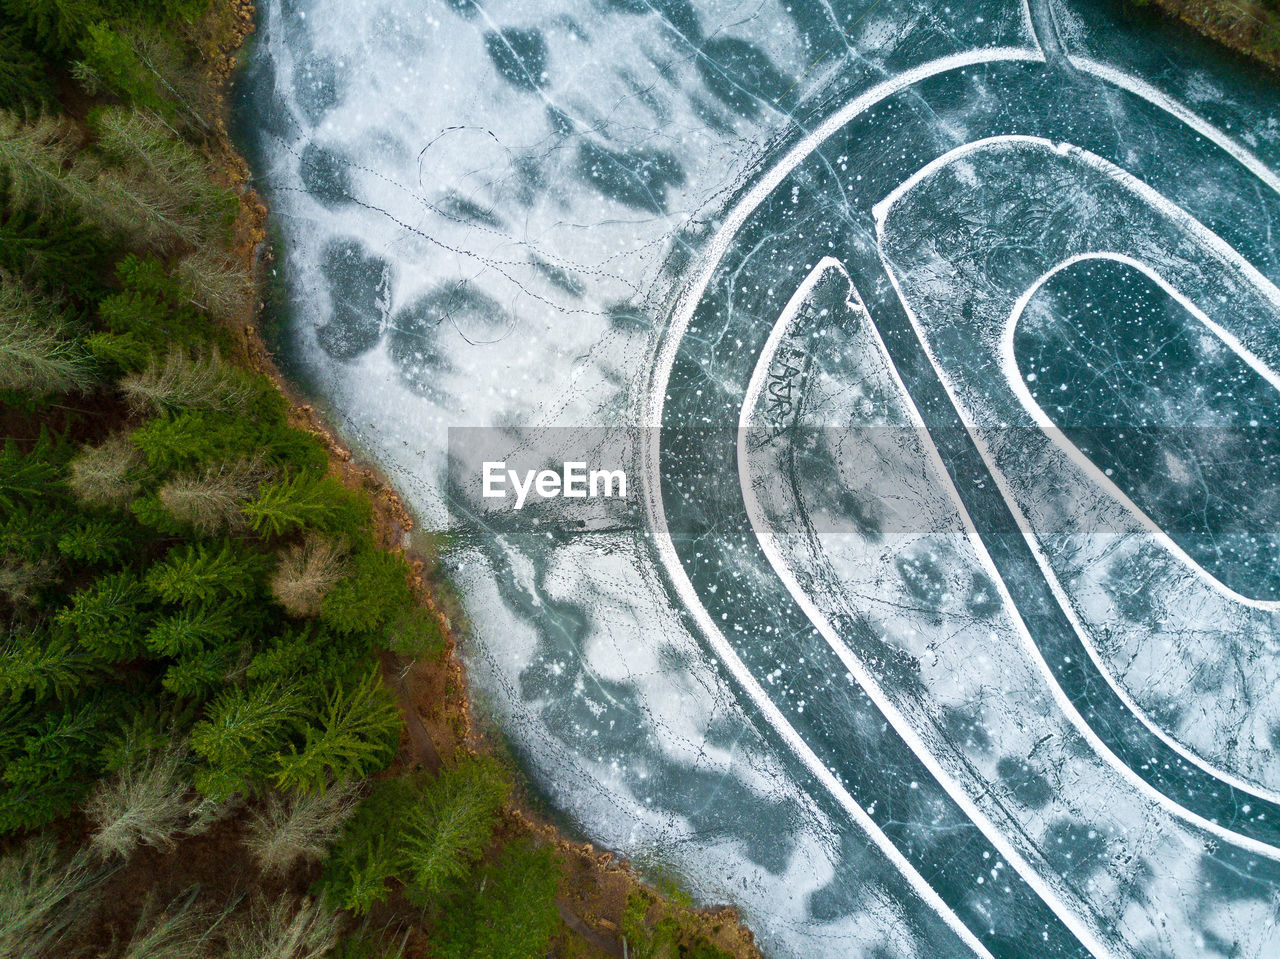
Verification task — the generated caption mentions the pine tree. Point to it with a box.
[0,198,106,296]
[400,756,509,897]
[0,271,94,395]
[272,671,401,794]
[0,24,54,108]
[0,628,101,702]
[0,433,60,511]
[433,839,561,959]
[190,682,304,799]
[145,540,265,605]
[56,570,149,659]
[242,475,352,537]
[144,601,239,657]
[319,547,413,634]
[56,516,135,564]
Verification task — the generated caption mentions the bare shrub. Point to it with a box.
[85,745,197,859]
[120,890,215,959]
[120,348,253,415]
[220,896,343,959]
[67,434,145,507]
[269,536,350,617]
[0,836,95,957]
[243,781,361,876]
[158,458,269,532]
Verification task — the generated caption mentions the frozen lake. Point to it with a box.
[235,1,1280,955]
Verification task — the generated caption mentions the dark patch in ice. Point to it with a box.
[484,28,550,92]
[605,301,651,330]
[1014,257,1280,600]
[995,756,1053,809]
[314,241,388,361]
[437,191,504,228]
[442,0,480,18]
[602,0,702,43]
[695,37,790,119]
[295,55,341,125]
[575,141,685,214]
[298,144,353,208]
[530,256,584,297]
[1041,819,1110,881]
[388,283,511,395]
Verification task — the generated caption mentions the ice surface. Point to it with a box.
[234,0,1280,955]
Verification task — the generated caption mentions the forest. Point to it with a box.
[0,1,753,956]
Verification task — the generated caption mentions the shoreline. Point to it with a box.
[210,4,760,957]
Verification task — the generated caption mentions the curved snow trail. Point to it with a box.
[643,49,1280,959]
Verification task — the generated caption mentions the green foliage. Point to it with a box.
[273,671,400,793]
[0,198,108,295]
[620,892,734,959]
[319,757,510,914]
[57,515,136,564]
[401,755,509,897]
[144,600,240,657]
[382,605,448,662]
[0,627,103,702]
[0,23,54,108]
[242,474,365,537]
[0,270,95,395]
[0,432,63,512]
[0,691,128,831]
[319,547,412,634]
[132,410,327,476]
[78,21,171,115]
[58,570,150,659]
[431,838,560,959]
[0,0,102,55]
[190,682,304,799]
[145,539,265,605]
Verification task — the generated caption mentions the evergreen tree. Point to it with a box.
[56,570,149,659]
[0,628,102,702]
[242,475,354,537]
[401,756,508,897]
[0,271,94,395]
[272,671,401,794]
[319,547,412,634]
[0,23,54,107]
[190,682,304,799]
[145,539,264,605]
[432,839,561,959]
